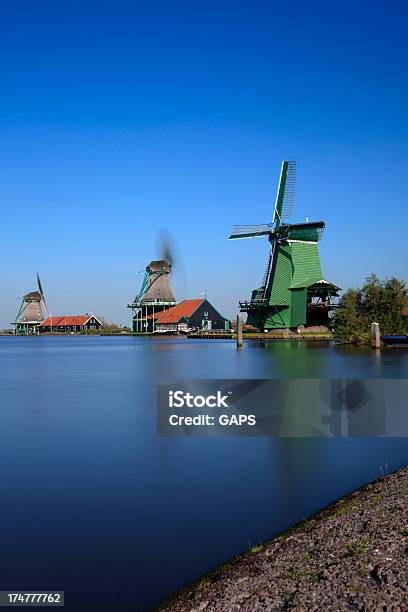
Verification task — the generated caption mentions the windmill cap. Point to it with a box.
[23,291,42,300]
[147,259,171,272]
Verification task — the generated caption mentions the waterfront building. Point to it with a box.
[39,315,102,333]
[149,299,230,333]
[12,274,48,335]
[127,259,177,332]
[229,161,340,331]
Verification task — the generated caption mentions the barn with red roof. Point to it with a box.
[39,314,102,333]
[141,299,230,333]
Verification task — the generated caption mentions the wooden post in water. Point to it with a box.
[371,322,381,349]
[236,315,243,349]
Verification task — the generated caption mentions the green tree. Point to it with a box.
[381,277,408,334]
[333,275,408,344]
[333,288,367,343]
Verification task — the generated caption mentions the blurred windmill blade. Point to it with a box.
[157,228,176,268]
[156,227,186,300]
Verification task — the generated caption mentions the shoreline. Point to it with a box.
[158,465,408,611]
[0,331,334,340]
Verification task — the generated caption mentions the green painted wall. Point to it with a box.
[290,288,306,327]
[269,244,292,306]
[290,242,322,286]
[264,306,290,329]
[263,241,323,329]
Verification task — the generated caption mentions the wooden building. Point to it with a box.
[127,259,177,332]
[147,299,230,333]
[39,315,102,333]
[229,161,339,331]
[12,274,48,335]
[12,291,45,335]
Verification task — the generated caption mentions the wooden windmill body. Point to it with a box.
[229,161,340,331]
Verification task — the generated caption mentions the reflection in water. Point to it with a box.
[262,340,329,378]
[274,438,330,522]
[0,336,407,611]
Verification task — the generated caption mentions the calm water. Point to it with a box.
[0,336,407,611]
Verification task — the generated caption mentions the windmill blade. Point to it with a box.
[273,160,296,225]
[156,227,186,300]
[37,272,49,316]
[228,224,273,239]
[42,295,49,317]
[135,269,149,302]
[157,228,177,267]
[37,272,44,297]
[260,249,273,301]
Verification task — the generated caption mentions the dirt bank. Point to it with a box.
[158,465,408,611]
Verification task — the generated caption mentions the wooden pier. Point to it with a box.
[187,330,333,340]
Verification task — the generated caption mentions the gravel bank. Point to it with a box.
[158,465,408,611]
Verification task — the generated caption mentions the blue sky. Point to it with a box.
[1,0,407,326]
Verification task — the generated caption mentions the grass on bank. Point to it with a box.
[157,465,405,610]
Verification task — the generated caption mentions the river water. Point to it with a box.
[0,336,407,610]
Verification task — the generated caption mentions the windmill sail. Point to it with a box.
[261,245,275,303]
[228,224,273,240]
[37,272,49,316]
[37,272,43,297]
[273,160,296,225]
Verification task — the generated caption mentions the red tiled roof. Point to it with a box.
[154,300,204,324]
[40,316,64,326]
[40,315,93,327]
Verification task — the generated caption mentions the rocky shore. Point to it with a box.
[158,465,408,611]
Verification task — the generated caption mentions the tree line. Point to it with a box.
[332,274,408,344]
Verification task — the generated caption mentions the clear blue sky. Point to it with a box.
[1,0,407,327]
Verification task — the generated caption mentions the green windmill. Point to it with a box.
[229,161,340,330]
